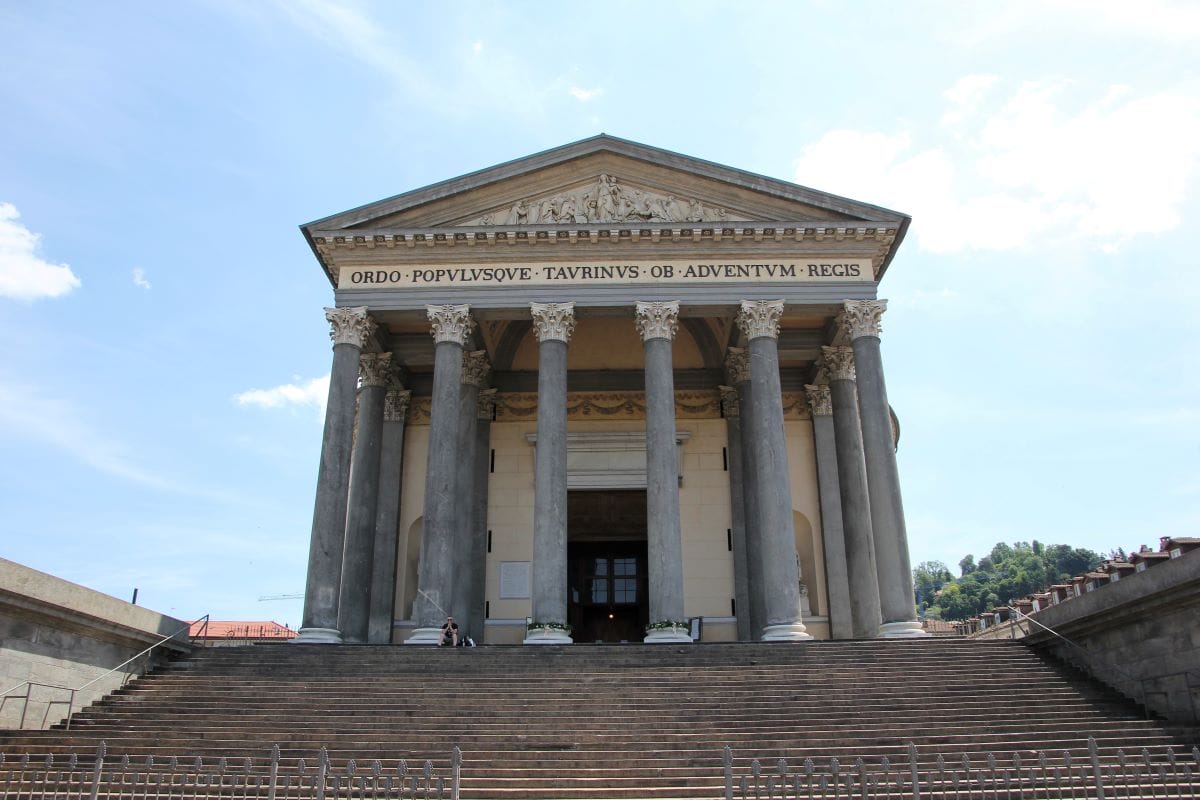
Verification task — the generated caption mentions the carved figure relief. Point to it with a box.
[467,174,749,226]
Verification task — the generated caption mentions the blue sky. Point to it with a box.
[2,1,1197,627]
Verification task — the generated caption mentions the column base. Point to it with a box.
[523,627,573,645]
[761,622,814,641]
[293,627,342,644]
[404,627,444,645]
[644,628,693,644]
[878,620,930,638]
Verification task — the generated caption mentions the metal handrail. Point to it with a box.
[0,613,207,730]
[1006,605,1149,710]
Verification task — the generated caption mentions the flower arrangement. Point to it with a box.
[526,621,572,633]
[645,619,690,633]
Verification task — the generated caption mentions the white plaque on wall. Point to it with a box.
[499,561,531,599]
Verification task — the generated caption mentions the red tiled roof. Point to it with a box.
[190,620,296,639]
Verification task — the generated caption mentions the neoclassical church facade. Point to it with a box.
[295,136,925,645]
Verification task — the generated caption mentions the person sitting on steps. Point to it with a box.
[439,615,459,646]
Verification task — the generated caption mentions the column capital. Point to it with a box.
[821,345,856,382]
[427,304,475,345]
[383,386,411,423]
[841,299,887,341]
[530,302,576,343]
[325,306,375,348]
[358,352,394,388]
[724,347,750,385]
[719,385,740,418]
[461,350,491,387]
[804,384,833,416]
[634,301,680,342]
[736,299,785,341]
[477,388,498,420]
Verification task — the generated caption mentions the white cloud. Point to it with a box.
[235,375,330,414]
[568,86,600,102]
[793,79,1200,254]
[0,379,201,494]
[132,267,151,290]
[0,202,81,301]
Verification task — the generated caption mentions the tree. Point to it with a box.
[912,561,954,616]
[958,555,975,576]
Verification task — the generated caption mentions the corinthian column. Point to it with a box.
[297,306,375,644]
[842,300,927,637]
[737,300,811,641]
[406,304,474,644]
[368,380,410,643]
[525,302,575,645]
[451,350,489,641]
[636,301,691,643]
[821,346,882,638]
[726,347,766,637]
[466,388,496,645]
[338,351,393,643]
[804,383,853,640]
[720,385,753,641]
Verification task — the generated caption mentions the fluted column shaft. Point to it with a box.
[526,302,575,644]
[843,300,926,637]
[338,353,392,643]
[637,301,690,643]
[721,386,753,641]
[805,384,853,640]
[823,346,882,638]
[407,305,473,644]
[368,384,410,644]
[738,301,811,641]
[298,306,374,644]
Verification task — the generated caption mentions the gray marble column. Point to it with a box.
[368,381,409,644]
[737,300,811,641]
[842,300,927,637]
[337,352,393,644]
[636,301,691,643]
[726,347,766,637]
[406,305,474,645]
[525,302,575,645]
[720,385,753,641]
[804,383,854,640]
[297,307,375,644]
[822,346,882,638]
[451,351,489,641]
[466,388,496,645]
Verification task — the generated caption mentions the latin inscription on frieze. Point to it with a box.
[339,259,872,290]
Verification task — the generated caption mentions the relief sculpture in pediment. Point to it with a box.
[470,174,751,226]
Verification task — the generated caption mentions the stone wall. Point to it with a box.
[1021,549,1200,722]
[0,558,191,729]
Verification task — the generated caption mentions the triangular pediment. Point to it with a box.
[303,135,909,233]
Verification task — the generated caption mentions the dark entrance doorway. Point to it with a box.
[567,490,648,643]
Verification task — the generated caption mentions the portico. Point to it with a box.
[294,135,926,645]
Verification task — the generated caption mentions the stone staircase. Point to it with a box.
[1,639,1196,799]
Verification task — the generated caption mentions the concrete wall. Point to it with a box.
[1022,549,1200,722]
[0,558,191,730]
